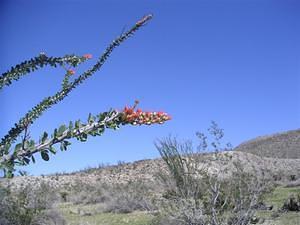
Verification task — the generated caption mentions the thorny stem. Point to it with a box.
[0,111,122,165]
[0,14,153,152]
[21,116,30,151]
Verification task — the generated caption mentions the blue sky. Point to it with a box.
[0,0,299,175]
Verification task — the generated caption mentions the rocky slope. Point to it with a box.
[1,129,300,190]
[235,129,300,159]
[2,151,300,190]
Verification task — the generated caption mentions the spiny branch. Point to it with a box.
[0,110,122,166]
[0,14,153,151]
[0,54,88,90]
[0,101,171,177]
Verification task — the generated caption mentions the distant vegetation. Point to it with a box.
[1,125,299,225]
[235,129,300,159]
[153,122,275,225]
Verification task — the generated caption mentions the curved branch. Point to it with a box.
[0,54,87,90]
[0,14,153,151]
[0,103,170,177]
[0,110,122,166]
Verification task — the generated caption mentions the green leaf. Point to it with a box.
[60,142,66,151]
[41,151,49,161]
[41,132,48,143]
[49,146,56,154]
[90,130,97,136]
[79,132,88,142]
[23,157,30,164]
[98,113,107,122]
[96,126,105,135]
[64,140,71,146]
[14,143,22,152]
[6,170,14,178]
[68,121,73,130]
[67,121,74,137]
[2,144,11,154]
[58,125,67,136]
[88,113,94,124]
[75,120,81,129]
[24,140,29,149]
[106,122,119,130]
[29,140,35,148]
[53,128,58,139]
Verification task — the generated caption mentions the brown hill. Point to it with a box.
[2,151,300,191]
[2,129,300,190]
[235,129,300,159]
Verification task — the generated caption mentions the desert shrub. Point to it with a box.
[154,122,273,225]
[27,181,60,210]
[31,210,66,225]
[0,186,40,225]
[70,188,107,205]
[66,178,156,213]
[290,175,297,181]
[68,180,108,205]
[281,194,300,212]
[102,181,157,213]
[0,182,64,225]
[59,191,68,202]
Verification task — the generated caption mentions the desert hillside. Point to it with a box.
[2,151,300,190]
[1,129,300,225]
[1,129,300,190]
[235,129,300,159]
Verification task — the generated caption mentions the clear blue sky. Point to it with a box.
[0,0,299,175]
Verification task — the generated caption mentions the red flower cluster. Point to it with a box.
[121,106,171,125]
[67,69,75,75]
[83,54,93,59]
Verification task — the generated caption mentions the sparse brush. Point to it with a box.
[65,178,157,213]
[0,181,63,225]
[154,122,273,225]
[101,181,157,213]
[281,194,300,212]
[68,180,108,205]
[31,209,66,225]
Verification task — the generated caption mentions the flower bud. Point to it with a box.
[67,69,75,75]
[83,54,93,59]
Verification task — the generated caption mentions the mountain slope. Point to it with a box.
[235,129,300,159]
[2,151,300,190]
[2,129,300,189]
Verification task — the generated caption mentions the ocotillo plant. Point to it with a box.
[0,14,171,178]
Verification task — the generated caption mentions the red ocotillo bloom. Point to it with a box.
[83,54,93,59]
[121,101,171,125]
[67,69,76,75]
